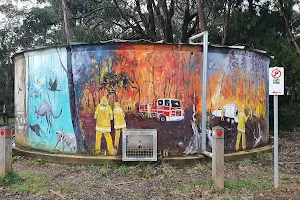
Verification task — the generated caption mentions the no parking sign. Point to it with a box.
[269,67,284,95]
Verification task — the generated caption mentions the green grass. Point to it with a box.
[242,158,253,165]
[190,178,214,188]
[281,174,291,181]
[16,172,51,195]
[119,165,129,175]
[137,193,145,199]
[0,171,52,195]
[0,171,24,186]
[98,164,111,176]
[225,178,272,192]
[137,163,156,179]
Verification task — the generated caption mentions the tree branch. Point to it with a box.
[72,5,116,20]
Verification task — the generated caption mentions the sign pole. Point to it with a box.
[274,95,279,188]
[269,66,284,189]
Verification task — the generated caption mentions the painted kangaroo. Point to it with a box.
[35,101,63,132]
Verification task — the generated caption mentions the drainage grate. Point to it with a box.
[122,129,157,161]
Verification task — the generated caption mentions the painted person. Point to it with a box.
[94,96,115,155]
[221,106,225,121]
[249,109,253,121]
[236,104,249,151]
[113,102,126,151]
[147,103,152,118]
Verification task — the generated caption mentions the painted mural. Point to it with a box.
[14,43,270,156]
[207,48,269,151]
[24,48,77,153]
[72,44,203,156]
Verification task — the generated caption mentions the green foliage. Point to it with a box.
[119,165,129,175]
[279,103,300,131]
[281,174,292,181]
[0,171,24,187]
[224,178,272,192]
[98,164,111,176]
[16,172,51,195]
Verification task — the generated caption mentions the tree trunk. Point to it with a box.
[61,0,71,44]
[197,0,207,32]
[222,0,232,45]
[278,0,300,56]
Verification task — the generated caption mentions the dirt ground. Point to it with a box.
[0,132,299,200]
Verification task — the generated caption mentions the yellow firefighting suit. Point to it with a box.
[221,106,225,121]
[94,96,115,155]
[147,103,152,118]
[113,102,126,150]
[236,105,248,151]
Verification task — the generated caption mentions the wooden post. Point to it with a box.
[212,126,224,190]
[0,127,12,176]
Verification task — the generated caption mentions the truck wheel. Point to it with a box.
[160,116,166,122]
[152,113,157,117]
[141,112,146,118]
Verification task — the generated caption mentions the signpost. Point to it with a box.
[269,67,284,189]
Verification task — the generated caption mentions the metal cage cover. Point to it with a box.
[122,129,157,161]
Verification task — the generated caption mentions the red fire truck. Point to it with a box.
[139,98,184,122]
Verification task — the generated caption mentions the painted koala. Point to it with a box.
[54,129,77,152]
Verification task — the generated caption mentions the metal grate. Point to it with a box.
[122,129,157,161]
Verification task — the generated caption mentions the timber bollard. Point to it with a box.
[212,126,224,190]
[0,126,12,176]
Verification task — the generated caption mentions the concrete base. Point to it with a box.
[13,144,274,165]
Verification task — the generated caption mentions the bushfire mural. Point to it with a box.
[24,48,77,152]
[207,48,269,151]
[71,44,203,156]
[13,43,270,156]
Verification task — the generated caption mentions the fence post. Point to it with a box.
[0,126,12,176]
[212,126,224,190]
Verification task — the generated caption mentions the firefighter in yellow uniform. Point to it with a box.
[236,104,249,151]
[147,103,152,118]
[256,99,263,119]
[221,106,225,121]
[94,96,115,155]
[249,109,253,121]
[113,102,126,151]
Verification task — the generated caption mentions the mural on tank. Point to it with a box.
[14,43,270,156]
[72,44,204,156]
[207,48,269,151]
[25,48,77,152]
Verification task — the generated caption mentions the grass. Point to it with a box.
[224,178,272,192]
[281,174,292,181]
[119,165,129,175]
[0,171,24,186]
[0,171,52,195]
[98,164,111,176]
[137,193,145,199]
[16,172,51,195]
[27,158,47,167]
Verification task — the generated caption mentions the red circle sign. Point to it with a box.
[271,68,281,78]
[0,131,4,136]
[217,131,223,137]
